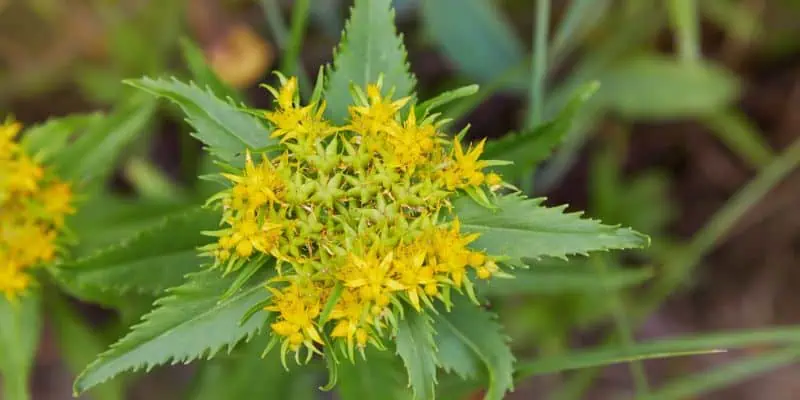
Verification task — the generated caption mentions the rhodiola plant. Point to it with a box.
[0,95,156,400]
[70,1,648,399]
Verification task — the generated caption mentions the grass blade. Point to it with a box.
[703,109,774,169]
[517,325,800,380]
[641,346,800,400]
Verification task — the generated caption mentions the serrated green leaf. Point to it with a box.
[74,266,273,394]
[68,194,196,257]
[421,0,525,88]
[190,334,319,400]
[435,373,483,400]
[179,38,243,103]
[337,349,411,400]
[477,261,652,296]
[0,293,41,400]
[126,77,272,164]
[454,194,649,265]
[396,311,438,400]
[49,294,124,400]
[325,0,416,122]
[596,55,739,119]
[432,297,514,400]
[21,113,103,163]
[51,94,155,186]
[483,82,598,181]
[435,328,481,381]
[56,207,218,298]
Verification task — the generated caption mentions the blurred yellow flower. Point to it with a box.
[0,120,74,301]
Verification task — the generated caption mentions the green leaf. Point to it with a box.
[589,146,676,235]
[435,372,482,400]
[417,84,479,116]
[68,194,195,257]
[74,266,273,394]
[21,113,103,164]
[0,293,41,400]
[56,207,218,298]
[703,109,774,169]
[477,261,652,296]
[337,349,411,400]
[179,38,243,103]
[454,194,649,266]
[517,347,722,380]
[396,311,438,400]
[325,0,416,122]
[122,157,187,202]
[596,55,739,119]
[421,0,525,87]
[51,94,156,186]
[49,294,124,400]
[641,346,800,400]
[126,77,272,164]
[432,297,514,400]
[189,334,319,400]
[435,329,481,382]
[483,82,599,180]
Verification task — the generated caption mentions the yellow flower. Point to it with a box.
[225,151,285,209]
[37,182,76,226]
[0,119,74,301]
[392,248,437,311]
[384,106,438,170]
[266,280,325,355]
[0,258,30,302]
[329,288,373,347]
[342,249,404,301]
[3,153,44,194]
[439,139,489,190]
[0,120,22,159]
[265,77,337,142]
[485,172,503,187]
[202,78,509,362]
[348,81,410,136]
[426,220,483,288]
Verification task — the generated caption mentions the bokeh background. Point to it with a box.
[2,0,800,399]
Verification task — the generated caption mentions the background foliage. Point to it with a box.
[2,0,800,399]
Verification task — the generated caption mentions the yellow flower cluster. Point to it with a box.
[0,120,74,301]
[202,76,504,362]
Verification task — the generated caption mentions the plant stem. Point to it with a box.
[592,257,650,395]
[527,0,550,129]
[2,376,30,400]
[703,109,774,169]
[261,0,312,98]
[282,0,311,76]
[124,157,186,203]
[668,0,700,62]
